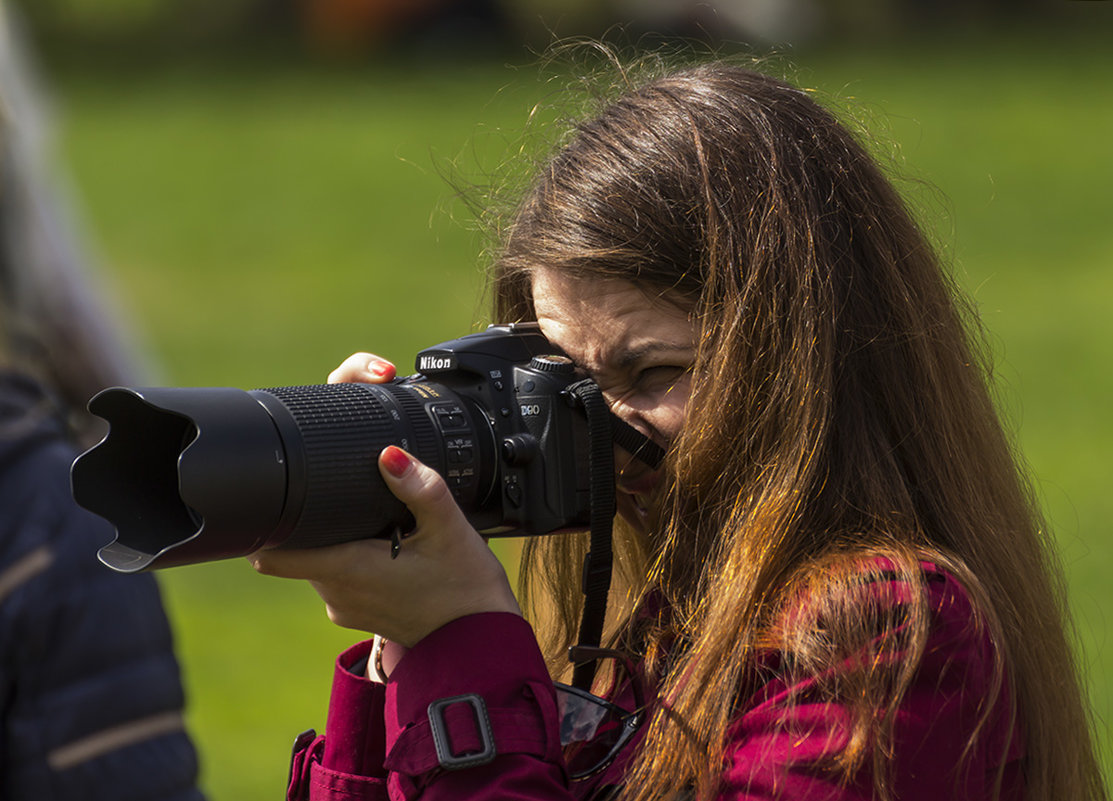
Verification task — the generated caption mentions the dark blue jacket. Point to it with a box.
[0,371,204,800]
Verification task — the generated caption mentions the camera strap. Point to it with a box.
[564,379,666,692]
[609,416,665,471]
[565,379,614,691]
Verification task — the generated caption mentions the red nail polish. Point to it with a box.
[380,445,411,477]
[368,361,394,378]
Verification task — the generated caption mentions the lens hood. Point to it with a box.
[72,387,289,572]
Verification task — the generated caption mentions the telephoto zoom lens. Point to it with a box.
[71,381,495,572]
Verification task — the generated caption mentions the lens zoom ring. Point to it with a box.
[264,384,409,547]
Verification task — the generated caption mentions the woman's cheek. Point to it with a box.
[616,492,650,534]
[652,379,691,443]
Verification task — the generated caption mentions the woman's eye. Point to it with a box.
[635,366,688,388]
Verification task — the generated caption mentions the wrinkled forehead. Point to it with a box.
[529,268,691,318]
[530,269,695,371]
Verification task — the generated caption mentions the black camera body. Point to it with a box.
[72,323,592,572]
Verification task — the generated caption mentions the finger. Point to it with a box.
[327,352,397,385]
[248,537,393,581]
[378,446,466,536]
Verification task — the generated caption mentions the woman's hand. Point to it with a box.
[248,352,521,648]
[326,351,398,385]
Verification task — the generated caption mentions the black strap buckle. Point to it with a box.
[426,693,496,770]
[287,728,319,801]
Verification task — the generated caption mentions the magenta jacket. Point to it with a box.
[287,567,1024,800]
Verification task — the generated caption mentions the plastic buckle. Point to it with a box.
[426,693,496,770]
[287,728,319,801]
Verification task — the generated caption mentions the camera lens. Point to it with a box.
[72,381,496,571]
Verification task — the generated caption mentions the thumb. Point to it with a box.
[378,445,465,535]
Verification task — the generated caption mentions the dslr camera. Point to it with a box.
[72,323,616,572]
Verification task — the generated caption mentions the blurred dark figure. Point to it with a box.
[0,3,151,448]
[0,5,206,799]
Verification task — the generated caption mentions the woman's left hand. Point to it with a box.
[248,445,521,648]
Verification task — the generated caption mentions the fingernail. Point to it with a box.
[368,361,393,378]
[380,445,411,478]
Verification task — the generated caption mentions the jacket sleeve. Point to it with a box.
[715,568,1025,801]
[289,613,577,801]
[286,640,390,801]
[291,569,1025,801]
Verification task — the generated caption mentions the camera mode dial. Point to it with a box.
[529,355,575,374]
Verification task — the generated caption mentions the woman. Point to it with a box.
[0,19,204,795]
[253,61,1106,800]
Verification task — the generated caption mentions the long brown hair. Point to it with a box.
[492,58,1105,800]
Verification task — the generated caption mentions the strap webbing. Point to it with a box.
[609,415,665,470]
[565,379,614,691]
[563,378,667,691]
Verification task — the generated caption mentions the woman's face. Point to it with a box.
[531,269,696,533]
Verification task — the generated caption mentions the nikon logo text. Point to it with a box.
[418,355,455,372]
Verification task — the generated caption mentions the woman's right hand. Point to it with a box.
[249,350,521,649]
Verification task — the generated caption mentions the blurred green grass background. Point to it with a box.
[49,32,1112,799]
